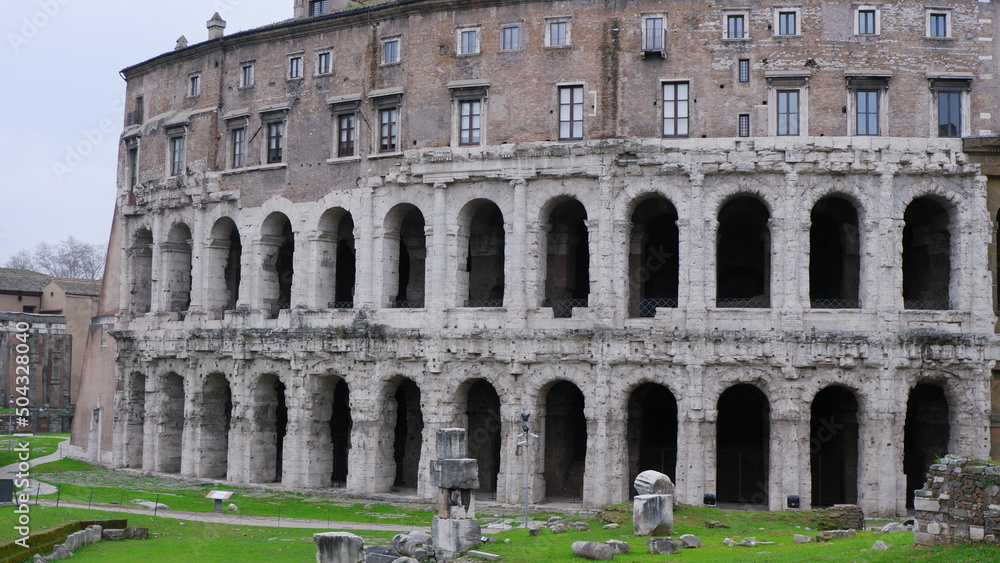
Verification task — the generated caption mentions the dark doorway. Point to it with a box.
[902,198,951,310]
[466,380,502,495]
[262,213,295,318]
[904,384,950,508]
[164,223,192,312]
[627,383,678,493]
[159,373,185,473]
[544,381,587,500]
[225,226,242,309]
[810,386,859,507]
[716,384,769,504]
[809,197,860,308]
[465,201,505,307]
[717,196,770,307]
[629,198,679,316]
[335,216,356,306]
[393,379,424,489]
[394,208,426,308]
[273,379,287,482]
[544,199,590,317]
[202,373,232,480]
[331,379,352,485]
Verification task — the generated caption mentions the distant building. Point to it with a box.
[71,0,1000,517]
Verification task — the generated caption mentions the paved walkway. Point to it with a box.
[0,436,67,495]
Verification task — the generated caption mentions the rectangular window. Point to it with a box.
[739,59,750,83]
[231,127,246,168]
[310,0,328,16]
[127,146,138,187]
[383,38,399,64]
[778,11,797,36]
[241,62,254,87]
[189,74,200,96]
[549,21,568,46]
[267,121,284,163]
[337,114,355,157]
[662,82,690,137]
[739,114,751,137]
[930,12,948,38]
[643,17,664,50]
[727,14,746,39]
[289,56,302,79]
[558,85,584,140]
[502,25,521,50]
[856,90,879,136]
[858,10,876,35]
[459,29,478,54]
[776,90,800,135]
[459,100,482,145]
[379,107,398,152]
[317,51,331,74]
[170,136,185,176]
[938,91,961,137]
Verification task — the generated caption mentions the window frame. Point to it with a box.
[929,77,971,138]
[288,54,303,80]
[457,26,481,55]
[662,81,690,138]
[188,73,201,97]
[309,0,328,16]
[230,125,247,168]
[855,6,880,35]
[926,9,951,39]
[337,113,357,158]
[767,73,809,136]
[776,90,800,135]
[723,10,750,40]
[738,114,751,137]
[328,97,362,161]
[775,8,801,37]
[458,99,482,145]
[557,84,584,141]
[500,23,523,51]
[166,128,186,177]
[739,59,751,83]
[125,139,139,188]
[641,14,666,52]
[545,16,572,47]
[381,36,401,65]
[378,107,398,153]
[855,90,880,136]
[316,49,333,75]
[846,74,890,136]
[265,121,284,164]
[240,61,255,88]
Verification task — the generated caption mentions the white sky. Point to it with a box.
[0,0,289,264]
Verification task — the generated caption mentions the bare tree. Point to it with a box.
[3,237,105,280]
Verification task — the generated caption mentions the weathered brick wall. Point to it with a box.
[914,455,1000,546]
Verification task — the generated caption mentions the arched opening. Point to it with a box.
[627,383,678,493]
[628,197,679,317]
[544,199,590,318]
[331,379,352,485]
[206,218,242,316]
[717,196,770,308]
[261,213,295,318]
[716,384,770,505]
[903,198,951,310]
[384,206,426,308]
[810,386,859,507]
[466,380,502,496]
[122,372,145,469]
[904,383,950,508]
[317,209,356,309]
[335,217,356,308]
[200,373,232,480]
[252,375,288,483]
[544,381,587,501]
[392,378,423,490]
[130,229,153,314]
[157,373,185,473]
[462,200,505,307]
[162,223,192,313]
[809,197,861,308]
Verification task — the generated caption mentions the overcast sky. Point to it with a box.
[0,0,289,264]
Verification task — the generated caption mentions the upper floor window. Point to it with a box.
[501,24,522,50]
[231,126,247,168]
[927,9,951,38]
[546,17,571,47]
[642,15,665,51]
[767,73,809,136]
[309,0,328,16]
[458,27,480,55]
[856,90,879,135]
[288,56,303,79]
[382,37,400,65]
[168,131,185,177]
[240,61,254,87]
[776,8,800,36]
[337,114,356,157]
[930,77,971,138]
[379,107,398,152]
[189,73,201,96]
[127,95,144,126]
[738,114,751,137]
[777,90,800,135]
[317,51,332,75]
[725,12,748,39]
[459,100,482,145]
[856,7,879,35]
[662,82,690,138]
[126,143,139,187]
[847,75,889,136]
[739,59,750,83]
[266,121,284,163]
[558,85,584,140]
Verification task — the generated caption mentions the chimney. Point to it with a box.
[207,12,226,40]
[175,35,188,50]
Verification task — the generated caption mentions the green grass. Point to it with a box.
[0,435,68,467]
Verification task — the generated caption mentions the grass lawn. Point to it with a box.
[0,434,68,467]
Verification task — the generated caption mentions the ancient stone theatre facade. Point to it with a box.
[70,0,1000,517]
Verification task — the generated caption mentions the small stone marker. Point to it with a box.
[571,541,615,561]
[872,540,888,550]
[633,494,673,536]
[678,533,701,548]
[314,531,364,563]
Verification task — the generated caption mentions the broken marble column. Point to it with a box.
[314,531,364,563]
[633,470,675,496]
[430,428,482,556]
[633,494,673,536]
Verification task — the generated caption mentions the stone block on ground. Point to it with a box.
[633,494,673,536]
[432,515,482,553]
[102,529,126,541]
[602,523,619,530]
[633,470,675,496]
[467,551,502,561]
[605,539,631,554]
[571,541,615,561]
[392,532,431,557]
[678,534,701,548]
[315,531,364,563]
[550,523,566,534]
[435,428,468,459]
[527,523,542,536]
[815,504,865,531]
[722,538,736,546]
[124,527,149,540]
[390,558,418,563]
[872,540,888,550]
[880,522,905,533]
[568,522,590,531]
[648,537,679,555]
[363,545,400,563]
[815,529,855,542]
[85,525,103,543]
[793,534,812,543]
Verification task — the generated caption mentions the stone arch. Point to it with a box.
[249,374,288,483]
[904,383,950,508]
[317,208,356,309]
[387,377,423,490]
[810,196,861,308]
[542,380,587,501]
[717,195,770,308]
[153,372,185,473]
[902,197,951,310]
[261,212,295,318]
[121,372,146,469]
[162,223,192,313]
[628,195,679,317]
[716,383,770,505]
[196,373,233,479]
[543,198,590,318]
[458,199,505,307]
[627,382,678,493]
[205,217,242,316]
[810,385,859,507]
[129,228,154,314]
[460,379,502,495]
[383,205,426,308]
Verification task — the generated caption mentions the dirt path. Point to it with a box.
[0,437,67,495]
